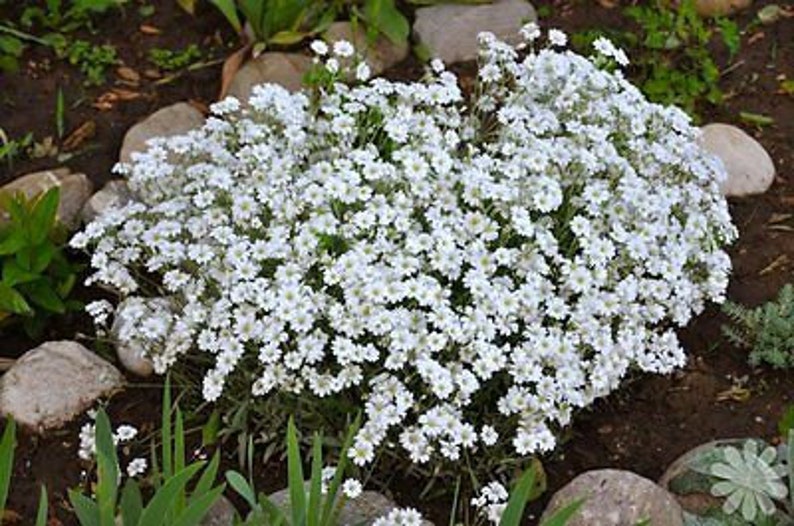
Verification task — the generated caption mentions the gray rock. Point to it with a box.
[227,52,313,103]
[413,0,537,64]
[1,168,93,229]
[695,0,752,17]
[323,21,409,76]
[81,180,134,223]
[541,469,684,526]
[120,102,205,164]
[700,123,776,197]
[267,488,431,526]
[200,495,237,526]
[110,298,164,377]
[0,341,124,432]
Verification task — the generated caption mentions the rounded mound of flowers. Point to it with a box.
[73,28,736,467]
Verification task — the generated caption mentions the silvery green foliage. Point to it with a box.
[72,26,736,466]
[707,441,788,522]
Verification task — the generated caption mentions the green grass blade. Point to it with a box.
[34,486,48,526]
[137,463,204,526]
[162,377,173,480]
[225,471,258,511]
[172,485,225,526]
[209,0,242,34]
[320,416,360,526]
[55,87,64,139]
[94,410,119,526]
[307,432,323,526]
[540,498,585,526]
[174,407,186,514]
[68,489,100,526]
[0,417,17,519]
[286,417,307,526]
[193,451,220,500]
[499,464,537,526]
[119,478,143,526]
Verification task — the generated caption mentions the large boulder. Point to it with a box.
[200,495,237,526]
[0,341,124,432]
[699,123,775,197]
[226,52,313,104]
[413,0,537,64]
[541,469,684,526]
[119,102,205,164]
[1,167,93,230]
[323,21,409,76]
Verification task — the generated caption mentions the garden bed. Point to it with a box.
[1,0,793,524]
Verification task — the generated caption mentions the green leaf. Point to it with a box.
[499,463,538,526]
[286,417,307,526]
[362,0,409,45]
[94,410,119,526]
[193,451,221,500]
[0,418,16,517]
[540,498,585,526]
[209,0,242,35]
[35,486,48,526]
[174,407,186,514]
[55,88,65,139]
[172,485,225,526]
[320,416,360,526]
[201,410,221,447]
[226,471,258,510]
[2,259,38,287]
[119,479,143,526]
[68,489,100,526]
[16,241,55,273]
[739,112,774,127]
[0,35,24,56]
[0,230,27,256]
[137,463,205,526]
[268,30,309,45]
[307,433,323,526]
[162,376,173,479]
[29,187,60,245]
[778,405,794,436]
[22,279,66,314]
[0,282,32,315]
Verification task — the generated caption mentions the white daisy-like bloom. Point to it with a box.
[548,28,567,47]
[310,40,329,56]
[333,40,355,58]
[75,28,736,468]
[126,457,148,478]
[373,508,425,526]
[342,478,364,499]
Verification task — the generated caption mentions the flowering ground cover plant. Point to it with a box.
[72,26,737,472]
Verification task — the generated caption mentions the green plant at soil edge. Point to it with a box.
[722,284,794,370]
[0,187,82,338]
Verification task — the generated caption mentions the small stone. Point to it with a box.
[1,168,93,230]
[541,469,684,526]
[413,0,537,64]
[111,298,163,377]
[200,495,237,526]
[0,341,124,432]
[119,102,205,164]
[695,0,752,17]
[323,22,409,76]
[267,487,432,526]
[81,180,134,223]
[700,123,775,197]
[226,52,313,103]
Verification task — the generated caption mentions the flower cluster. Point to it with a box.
[472,481,509,524]
[73,27,736,467]
[78,413,147,477]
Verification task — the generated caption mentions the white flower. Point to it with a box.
[548,29,567,47]
[126,458,148,478]
[342,478,364,499]
[520,22,541,42]
[593,37,629,66]
[114,425,138,442]
[333,40,355,58]
[310,40,328,56]
[356,62,371,82]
